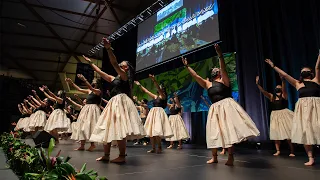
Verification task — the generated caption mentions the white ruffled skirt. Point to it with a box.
[44,109,70,132]
[144,107,173,138]
[70,121,79,139]
[71,104,101,141]
[89,94,146,144]
[270,109,293,140]
[23,117,33,132]
[206,98,260,148]
[28,110,47,130]
[291,97,320,145]
[14,118,25,131]
[166,114,190,141]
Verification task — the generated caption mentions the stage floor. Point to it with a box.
[51,140,319,180]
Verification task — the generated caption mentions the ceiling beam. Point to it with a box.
[83,0,135,14]
[2,53,39,80]
[105,0,121,26]
[3,0,116,23]
[1,16,110,36]
[1,31,96,46]
[20,0,82,63]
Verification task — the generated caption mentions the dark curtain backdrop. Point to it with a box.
[103,0,320,142]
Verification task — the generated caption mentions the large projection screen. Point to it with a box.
[136,0,220,71]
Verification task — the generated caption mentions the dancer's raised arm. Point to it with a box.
[182,57,210,89]
[215,44,230,86]
[83,55,115,82]
[265,59,299,89]
[39,86,56,102]
[73,94,84,105]
[66,97,83,109]
[103,38,128,81]
[315,52,320,82]
[77,74,101,95]
[101,98,108,104]
[25,99,36,109]
[149,74,166,98]
[32,90,45,106]
[43,86,64,103]
[134,81,157,99]
[65,77,90,94]
[255,76,273,100]
[280,74,288,99]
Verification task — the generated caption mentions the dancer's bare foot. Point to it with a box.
[304,158,314,166]
[206,158,218,164]
[87,145,96,152]
[225,154,234,166]
[147,149,155,153]
[167,145,173,149]
[96,156,110,162]
[74,147,85,151]
[110,156,126,164]
[177,145,182,150]
[220,150,226,155]
[273,151,280,156]
[289,153,295,157]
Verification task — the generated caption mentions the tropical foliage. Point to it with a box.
[0,132,107,180]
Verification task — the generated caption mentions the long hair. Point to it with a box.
[93,78,103,96]
[57,90,66,101]
[124,61,135,98]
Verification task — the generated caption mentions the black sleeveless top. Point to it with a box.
[54,100,65,110]
[207,81,232,103]
[86,92,101,104]
[271,95,288,111]
[170,106,182,115]
[298,81,320,98]
[153,97,167,108]
[33,106,46,113]
[110,76,130,97]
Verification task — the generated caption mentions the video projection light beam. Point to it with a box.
[87,0,175,57]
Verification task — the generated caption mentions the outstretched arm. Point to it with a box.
[134,81,157,99]
[315,52,320,82]
[39,86,56,102]
[25,99,36,109]
[65,78,90,94]
[265,59,299,89]
[77,74,101,95]
[149,74,166,99]
[83,55,115,83]
[103,38,128,81]
[182,57,210,89]
[74,94,84,105]
[32,90,45,106]
[43,86,63,103]
[255,76,273,100]
[215,44,230,86]
[66,97,83,109]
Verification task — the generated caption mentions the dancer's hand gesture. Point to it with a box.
[255,76,259,84]
[77,74,86,82]
[82,55,92,63]
[65,78,72,83]
[18,104,21,108]
[265,59,274,68]
[181,57,188,66]
[134,81,141,86]
[32,90,36,94]
[43,85,48,91]
[214,44,222,56]
[39,86,45,92]
[103,37,111,49]
[149,74,155,81]
[66,97,72,101]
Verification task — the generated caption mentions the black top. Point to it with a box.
[110,76,130,97]
[33,106,46,113]
[207,81,232,103]
[54,99,65,110]
[153,97,167,109]
[170,106,182,115]
[298,81,320,98]
[86,92,101,105]
[271,95,288,111]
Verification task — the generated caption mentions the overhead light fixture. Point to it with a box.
[17,23,26,28]
[87,0,174,56]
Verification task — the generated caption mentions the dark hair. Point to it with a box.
[174,95,180,102]
[159,83,167,98]
[124,61,135,98]
[92,78,103,96]
[57,90,66,100]
[142,99,148,104]
[299,66,314,82]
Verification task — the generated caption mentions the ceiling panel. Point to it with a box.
[2,1,38,21]
[1,19,53,36]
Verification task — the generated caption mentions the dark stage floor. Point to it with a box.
[48,140,320,180]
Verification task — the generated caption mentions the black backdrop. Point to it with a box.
[102,0,320,142]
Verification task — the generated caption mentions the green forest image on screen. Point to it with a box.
[133,52,238,112]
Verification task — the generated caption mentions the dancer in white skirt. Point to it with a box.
[256,75,295,156]
[166,93,190,149]
[66,74,102,151]
[265,54,320,166]
[14,104,28,131]
[135,74,173,154]
[40,86,70,143]
[66,97,85,141]
[182,44,260,166]
[85,38,145,163]
[133,96,149,145]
